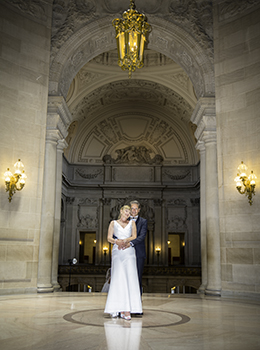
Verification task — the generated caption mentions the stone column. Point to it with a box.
[192,97,221,296]
[203,131,221,296]
[37,130,60,293]
[52,139,68,291]
[37,96,72,293]
[196,141,207,293]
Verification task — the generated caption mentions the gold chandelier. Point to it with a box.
[112,0,151,78]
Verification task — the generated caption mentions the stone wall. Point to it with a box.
[213,1,260,297]
[0,1,53,294]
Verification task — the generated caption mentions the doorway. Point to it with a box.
[79,232,96,264]
[168,233,185,265]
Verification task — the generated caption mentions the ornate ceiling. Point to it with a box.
[64,49,199,165]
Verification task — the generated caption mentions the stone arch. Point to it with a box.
[49,16,214,100]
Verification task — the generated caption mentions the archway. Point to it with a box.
[38,13,219,296]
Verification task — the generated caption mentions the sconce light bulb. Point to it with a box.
[4,168,13,182]
[14,159,24,175]
[238,161,248,177]
[234,174,242,187]
[248,171,257,186]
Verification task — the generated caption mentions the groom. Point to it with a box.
[128,200,147,297]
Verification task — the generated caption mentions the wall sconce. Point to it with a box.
[155,247,161,265]
[4,159,27,202]
[103,246,108,264]
[234,161,257,205]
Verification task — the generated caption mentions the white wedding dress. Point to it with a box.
[104,220,142,314]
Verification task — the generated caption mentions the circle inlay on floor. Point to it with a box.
[63,309,190,328]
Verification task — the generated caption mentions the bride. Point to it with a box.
[104,205,142,320]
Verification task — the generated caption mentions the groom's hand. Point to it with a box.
[116,239,125,250]
[122,242,131,250]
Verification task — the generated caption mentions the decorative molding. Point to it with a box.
[78,198,98,205]
[195,115,216,142]
[167,199,187,206]
[51,0,97,49]
[50,0,213,72]
[58,264,201,277]
[71,80,193,122]
[49,15,214,99]
[218,0,260,22]
[47,96,73,139]
[163,170,191,181]
[167,216,187,231]
[167,203,188,231]
[76,111,192,165]
[3,0,49,22]
[168,1,213,46]
[77,204,98,228]
[76,168,103,179]
[191,97,216,127]
[66,197,75,205]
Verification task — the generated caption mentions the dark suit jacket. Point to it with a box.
[131,216,147,259]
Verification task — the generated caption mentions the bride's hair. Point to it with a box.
[118,205,131,219]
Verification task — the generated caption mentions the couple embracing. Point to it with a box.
[104,200,147,320]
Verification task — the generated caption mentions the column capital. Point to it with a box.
[46,129,63,143]
[57,139,68,151]
[202,130,217,145]
[195,115,216,142]
[195,140,205,153]
[191,96,216,126]
[47,96,72,140]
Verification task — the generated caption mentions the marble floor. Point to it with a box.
[0,292,260,350]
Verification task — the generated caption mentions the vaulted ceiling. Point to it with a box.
[64,49,199,165]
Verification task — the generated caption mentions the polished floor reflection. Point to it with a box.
[0,292,260,349]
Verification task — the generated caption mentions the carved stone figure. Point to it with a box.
[103,146,163,165]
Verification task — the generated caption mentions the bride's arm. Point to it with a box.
[107,221,117,244]
[124,221,137,243]
[107,221,124,248]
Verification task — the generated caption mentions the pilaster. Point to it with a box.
[193,97,221,296]
[37,96,72,293]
